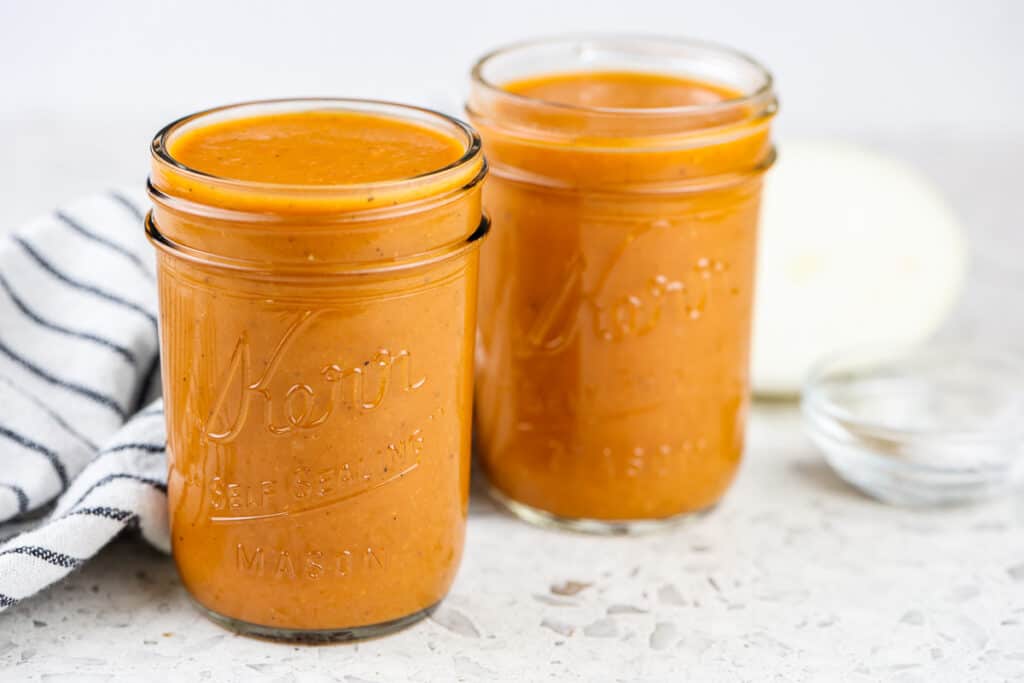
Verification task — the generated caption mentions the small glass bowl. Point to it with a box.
[802,344,1024,506]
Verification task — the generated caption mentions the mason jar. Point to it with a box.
[147,99,487,639]
[467,37,777,532]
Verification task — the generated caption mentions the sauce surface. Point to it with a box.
[471,69,773,521]
[505,70,738,109]
[151,107,482,633]
[169,111,464,185]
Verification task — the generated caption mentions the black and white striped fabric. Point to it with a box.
[0,191,169,611]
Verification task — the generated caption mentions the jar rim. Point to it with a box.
[150,97,483,196]
[469,34,776,118]
[145,209,491,276]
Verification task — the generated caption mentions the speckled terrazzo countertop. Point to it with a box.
[3,405,1023,682]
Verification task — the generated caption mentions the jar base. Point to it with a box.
[193,599,438,643]
[487,484,716,535]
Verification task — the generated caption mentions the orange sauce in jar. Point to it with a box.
[147,100,486,638]
[468,39,777,528]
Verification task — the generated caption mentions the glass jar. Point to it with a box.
[467,37,777,532]
[147,99,487,640]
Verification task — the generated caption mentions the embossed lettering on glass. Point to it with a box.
[468,37,777,532]
[147,99,487,640]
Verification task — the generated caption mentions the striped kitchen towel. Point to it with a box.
[0,191,169,612]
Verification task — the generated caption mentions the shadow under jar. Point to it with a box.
[147,99,487,640]
[467,37,777,533]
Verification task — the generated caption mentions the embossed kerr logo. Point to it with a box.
[524,221,733,352]
[204,309,426,443]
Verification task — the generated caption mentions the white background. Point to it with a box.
[1,0,1022,345]
[1,0,1022,228]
